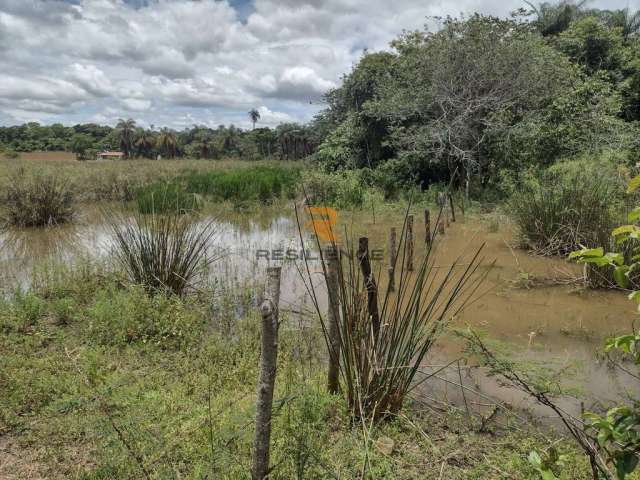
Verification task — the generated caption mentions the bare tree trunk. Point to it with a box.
[326,247,341,394]
[252,267,282,480]
[388,227,397,292]
[357,237,380,341]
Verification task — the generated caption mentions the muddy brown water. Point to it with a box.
[1,206,636,425]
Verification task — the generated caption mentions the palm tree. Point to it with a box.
[248,108,261,130]
[525,0,588,36]
[115,118,136,158]
[156,128,178,159]
[604,8,640,38]
[134,128,154,159]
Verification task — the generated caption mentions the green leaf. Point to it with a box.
[628,175,640,193]
[629,207,640,222]
[614,265,630,289]
[569,247,604,260]
[612,225,640,237]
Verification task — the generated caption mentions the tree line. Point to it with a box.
[0,119,318,161]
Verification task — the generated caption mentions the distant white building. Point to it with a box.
[96,151,124,160]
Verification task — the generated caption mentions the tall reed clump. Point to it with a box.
[298,206,487,420]
[136,181,203,214]
[1,169,74,227]
[183,165,300,203]
[106,211,218,296]
[509,171,619,256]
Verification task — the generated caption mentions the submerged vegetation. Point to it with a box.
[183,165,301,203]
[107,211,218,297]
[1,169,74,227]
[509,168,620,256]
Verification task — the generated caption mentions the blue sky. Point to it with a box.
[1,0,638,129]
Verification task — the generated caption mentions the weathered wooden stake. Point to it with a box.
[326,247,341,395]
[357,237,380,340]
[252,267,282,480]
[424,209,431,246]
[438,216,445,235]
[388,227,397,292]
[407,215,414,272]
[444,203,450,228]
[448,193,456,222]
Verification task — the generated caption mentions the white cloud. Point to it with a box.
[1,0,638,127]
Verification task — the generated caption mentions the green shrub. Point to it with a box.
[85,286,205,348]
[183,166,300,203]
[3,149,19,159]
[301,170,370,208]
[136,182,203,214]
[509,165,621,256]
[1,170,74,227]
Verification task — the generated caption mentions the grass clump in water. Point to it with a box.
[136,182,203,214]
[107,211,218,297]
[509,169,619,256]
[183,165,300,203]
[1,169,74,227]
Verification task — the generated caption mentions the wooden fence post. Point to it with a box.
[448,193,456,222]
[252,267,282,480]
[388,227,397,292]
[424,209,431,246]
[357,237,380,340]
[407,215,414,272]
[326,247,341,394]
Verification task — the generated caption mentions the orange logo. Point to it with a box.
[305,206,339,242]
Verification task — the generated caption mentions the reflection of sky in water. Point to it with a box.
[0,214,327,314]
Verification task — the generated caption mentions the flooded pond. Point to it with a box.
[1,205,636,423]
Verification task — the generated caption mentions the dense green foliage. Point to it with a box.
[313,9,640,196]
[183,165,301,203]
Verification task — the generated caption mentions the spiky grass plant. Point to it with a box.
[510,172,617,256]
[107,211,219,296]
[296,205,488,420]
[2,169,74,227]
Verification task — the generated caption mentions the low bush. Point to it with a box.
[1,170,74,227]
[136,182,203,214]
[85,286,205,349]
[183,165,300,203]
[509,163,622,256]
[107,210,218,296]
[301,169,372,208]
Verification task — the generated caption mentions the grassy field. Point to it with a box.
[0,156,303,203]
[0,260,596,480]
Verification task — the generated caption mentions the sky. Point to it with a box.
[0,0,638,130]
